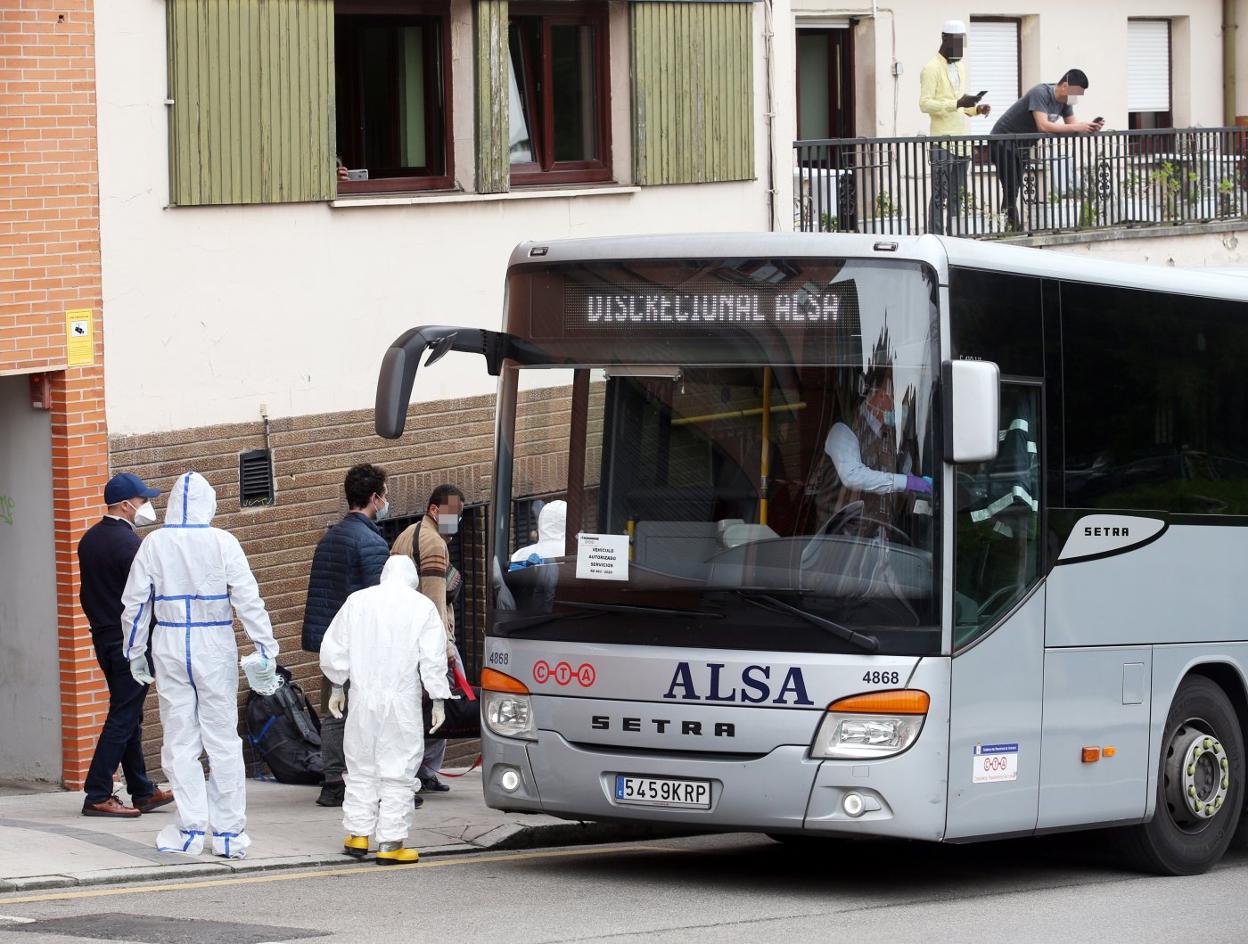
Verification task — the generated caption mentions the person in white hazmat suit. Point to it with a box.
[319,554,452,864]
[120,471,278,859]
[510,499,567,564]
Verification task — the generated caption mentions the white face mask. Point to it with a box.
[131,501,157,527]
[437,510,460,535]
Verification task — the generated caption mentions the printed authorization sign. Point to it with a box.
[973,742,1019,783]
[576,533,629,581]
[65,309,94,366]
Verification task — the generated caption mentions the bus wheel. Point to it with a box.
[1122,676,1244,875]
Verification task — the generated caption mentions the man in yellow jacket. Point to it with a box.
[919,20,991,234]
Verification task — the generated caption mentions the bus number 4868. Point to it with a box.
[863,671,900,685]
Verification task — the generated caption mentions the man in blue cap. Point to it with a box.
[78,472,175,817]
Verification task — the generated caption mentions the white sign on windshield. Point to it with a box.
[576,533,630,581]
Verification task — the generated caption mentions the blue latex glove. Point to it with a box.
[129,653,154,686]
[906,474,934,495]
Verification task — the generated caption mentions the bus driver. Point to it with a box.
[822,370,932,523]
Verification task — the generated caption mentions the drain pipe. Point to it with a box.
[763,0,777,230]
[1226,0,1238,126]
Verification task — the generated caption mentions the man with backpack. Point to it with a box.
[390,483,465,794]
[301,463,391,807]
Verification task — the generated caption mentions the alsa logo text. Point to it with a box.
[662,662,814,705]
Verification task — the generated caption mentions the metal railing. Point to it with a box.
[794,127,1248,239]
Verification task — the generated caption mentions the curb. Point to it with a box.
[0,820,684,894]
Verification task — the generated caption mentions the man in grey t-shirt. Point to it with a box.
[989,69,1103,229]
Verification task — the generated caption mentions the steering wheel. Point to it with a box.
[826,501,913,546]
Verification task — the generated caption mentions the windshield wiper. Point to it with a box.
[735,591,880,653]
[562,600,725,619]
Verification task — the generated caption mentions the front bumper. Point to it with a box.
[482,722,948,841]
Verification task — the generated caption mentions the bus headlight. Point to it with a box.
[483,691,536,740]
[481,668,537,741]
[811,690,929,760]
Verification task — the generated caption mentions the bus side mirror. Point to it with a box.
[942,360,1000,463]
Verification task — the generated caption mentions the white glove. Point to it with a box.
[327,685,346,719]
[429,699,445,733]
[129,653,154,686]
[241,652,280,695]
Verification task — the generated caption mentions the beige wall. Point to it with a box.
[96,0,776,437]
[1040,225,1248,266]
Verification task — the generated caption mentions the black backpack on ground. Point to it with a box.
[245,665,324,785]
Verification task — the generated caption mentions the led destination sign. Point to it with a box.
[562,281,858,331]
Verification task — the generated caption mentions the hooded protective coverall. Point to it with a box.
[120,472,277,858]
[510,499,567,563]
[319,556,452,844]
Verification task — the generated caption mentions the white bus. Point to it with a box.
[376,234,1248,874]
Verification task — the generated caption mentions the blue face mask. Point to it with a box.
[374,498,390,521]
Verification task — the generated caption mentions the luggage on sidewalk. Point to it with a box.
[245,665,325,785]
[423,659,479,740]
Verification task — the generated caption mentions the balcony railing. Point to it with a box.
[794,127,1248,238]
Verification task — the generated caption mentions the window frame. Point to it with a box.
[334,0,455,195]
[508,2,613,187]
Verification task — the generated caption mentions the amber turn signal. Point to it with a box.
[826,689,930,715]
[482,667,529,695]
[1082,747,1101,764]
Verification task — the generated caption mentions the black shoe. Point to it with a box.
[413,794,424,809]
[317,781,345,807]
[419,776,450,793]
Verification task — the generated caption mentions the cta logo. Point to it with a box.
[533,660,597,688]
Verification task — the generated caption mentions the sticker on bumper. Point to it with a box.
[973,742,1019,783]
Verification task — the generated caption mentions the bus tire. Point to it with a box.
[1121,675,1244,875]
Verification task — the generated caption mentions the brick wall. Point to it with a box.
[0,1,101,375]
[111,385,578,779]
[0,1,109,787]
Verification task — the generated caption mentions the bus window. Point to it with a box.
[1063,284,1248,515]
[954,382,1042,648]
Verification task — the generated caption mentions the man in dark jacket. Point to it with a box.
[301,463,391,807]
[78,473,175,817]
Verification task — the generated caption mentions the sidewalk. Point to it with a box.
[0,770,650,893]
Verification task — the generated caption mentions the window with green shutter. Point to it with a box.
[631,1,755,186]
[166,0,336,206]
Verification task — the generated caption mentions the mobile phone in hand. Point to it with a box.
[1094,116,1104,123]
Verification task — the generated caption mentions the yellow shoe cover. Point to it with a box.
[343,835,369,858]
[375,845,419,865]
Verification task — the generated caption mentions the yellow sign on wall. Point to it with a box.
[65,309,94,366]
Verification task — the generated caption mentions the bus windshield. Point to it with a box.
[493,257,941,656]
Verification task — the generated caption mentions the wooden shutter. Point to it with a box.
[167,0,335,206]
[475,0,510,194]
[967,19,1019,135]
[631,2,754,186]
[1128,20,1171,112]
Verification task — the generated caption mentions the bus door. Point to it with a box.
[945,379,1046,839]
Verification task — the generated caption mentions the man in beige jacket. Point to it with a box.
[390,483,466,794]
[919,20,991,234]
